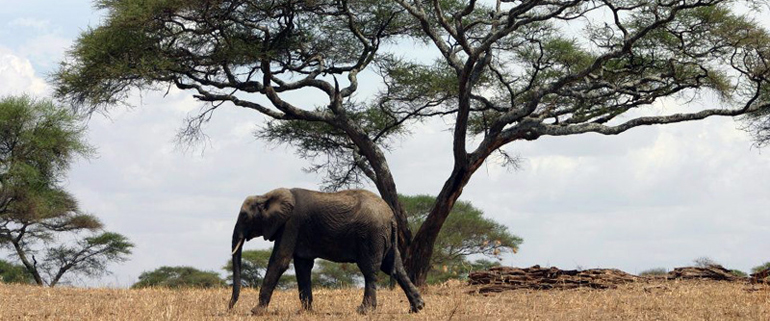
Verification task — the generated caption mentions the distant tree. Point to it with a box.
[693,257,720,268]
[313,260,360,288]
[223,248,295,289]
[0,96,133,287]
[0,259,34,284]
[132,266,225,289]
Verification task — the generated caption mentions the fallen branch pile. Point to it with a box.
[666,265,740,281]
[468,265,763,294]
[468,265,639,294]
[750,268,770,284]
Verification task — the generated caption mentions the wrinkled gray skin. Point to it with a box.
[228,188,424,315]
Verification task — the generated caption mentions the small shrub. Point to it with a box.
[639,268,668,277]
[132,266,225,289]
[730,269,748,278]
[693,257,720,268]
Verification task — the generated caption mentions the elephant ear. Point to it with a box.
[260,188,295,241]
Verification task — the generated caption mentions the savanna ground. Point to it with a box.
[1,280,768,321]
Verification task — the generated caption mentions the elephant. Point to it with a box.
[227,188,425,314]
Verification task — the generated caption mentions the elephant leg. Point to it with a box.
[254,235,296,315]
[386,247,424,313]
[356,261,378,315]
[294,257,314,311]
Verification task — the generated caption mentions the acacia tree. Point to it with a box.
[55,0,770,285]
[0,96,134,286]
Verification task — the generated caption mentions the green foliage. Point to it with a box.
[0,259,34,284]
[0,95,95,235]
[54,0,414,109]
[132,266,225,289]
[639,268,668,277]
[730,269,748,278]
[312,260,360,288]
[0,95,132,286]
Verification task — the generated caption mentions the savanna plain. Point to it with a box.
[1,280,768,321]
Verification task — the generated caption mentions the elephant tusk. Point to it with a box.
[232,238,243,255]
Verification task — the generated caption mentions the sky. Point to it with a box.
[1,1,769,287]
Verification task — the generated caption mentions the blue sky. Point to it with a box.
[1,1,769,287]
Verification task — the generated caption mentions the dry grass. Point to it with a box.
[1,280,768,320]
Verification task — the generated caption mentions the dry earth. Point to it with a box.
[1,280,768,321]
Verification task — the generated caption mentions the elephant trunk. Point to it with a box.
[228,226,244,310]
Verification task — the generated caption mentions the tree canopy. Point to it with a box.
[54,0,770,285]
[132,266,226,289]
[0,96,133,286]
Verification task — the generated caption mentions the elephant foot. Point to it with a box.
[409,298,425,313]
[296,308,314,315]
[356,304,374,315]
[297,305,313,314]
[250,305,268,315]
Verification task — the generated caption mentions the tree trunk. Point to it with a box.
[12,240,44,286]
[404,164,476,286]
[403,58,488,285]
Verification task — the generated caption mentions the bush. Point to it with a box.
[693,257,720,268]
[0,260,34,284]
[730,269,748,278]
[132,266,225,289]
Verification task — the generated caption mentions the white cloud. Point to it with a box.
[18,34,71,70]
[8,17,50,31]
[0,47,48,96]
